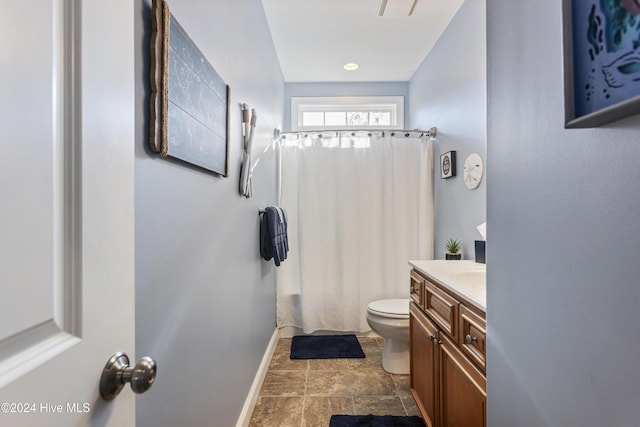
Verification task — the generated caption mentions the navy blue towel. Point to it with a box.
[260,206,289,266]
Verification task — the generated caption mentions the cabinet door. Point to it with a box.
[410,303,439,427]
[439,335,487,427]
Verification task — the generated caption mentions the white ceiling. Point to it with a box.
[261,0,464,83]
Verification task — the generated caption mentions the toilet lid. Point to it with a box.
[367,299,410,319]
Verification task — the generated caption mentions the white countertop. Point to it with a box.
[409,260,486,311]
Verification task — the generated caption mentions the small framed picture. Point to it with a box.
[440,151,456,179]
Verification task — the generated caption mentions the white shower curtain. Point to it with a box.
[277,131,434,334]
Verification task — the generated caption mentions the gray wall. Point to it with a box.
[134,1,284,426]
[487,1,640,426]
[284,82,409,131]
[409,0,487,260]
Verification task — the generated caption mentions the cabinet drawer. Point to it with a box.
[459,305,486,372]
[423,280,459,342]
[410,271,423,306]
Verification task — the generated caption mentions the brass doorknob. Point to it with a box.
[100,352,157,401]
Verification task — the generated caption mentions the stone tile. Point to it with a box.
[302,396,353,427]
[350,369,397,397]
[274,338,293,354]
[306,370,355,397]
[391,374,412,397]
[353,395,407,416]
[249,396,303,427]
[308,358,349,371]
[269,350,308,370]
[249,338,418,426]
[347,336,382,370]
[260,370,307,396]
[357,338,383,356]
[401,395,423,417]
[346,351,383,370]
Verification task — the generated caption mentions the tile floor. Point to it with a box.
[248,336,422,427]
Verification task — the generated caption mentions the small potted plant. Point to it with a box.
[445,238,462,260]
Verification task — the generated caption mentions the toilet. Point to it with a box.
[366,298,410,375]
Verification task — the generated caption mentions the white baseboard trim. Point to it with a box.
[235,328,279,427]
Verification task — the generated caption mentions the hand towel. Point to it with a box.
[260,206,289,266]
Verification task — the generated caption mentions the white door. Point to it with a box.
[0,1,137,426]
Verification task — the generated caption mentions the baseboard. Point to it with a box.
[235,327,279,427]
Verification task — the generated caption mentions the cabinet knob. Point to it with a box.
[465,334,478,344]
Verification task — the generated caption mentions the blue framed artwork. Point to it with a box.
[150,0,230,175]
[563,0,640,128]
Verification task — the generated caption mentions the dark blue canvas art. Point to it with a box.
[149,0,230,175]
[166,15,229,174]
[566,0,640,127]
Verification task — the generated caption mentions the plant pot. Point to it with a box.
[445,253,462,260]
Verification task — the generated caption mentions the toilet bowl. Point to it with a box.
[366,298,410,375]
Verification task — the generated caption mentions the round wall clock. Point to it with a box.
[463,153,483,189]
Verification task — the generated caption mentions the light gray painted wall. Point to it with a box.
[284,82,409,131]
[487,1,640,426]
[409,0,487,260]
[134,1,284,426]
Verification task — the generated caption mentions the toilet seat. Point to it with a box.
[366,298,411,374]
[367,299,409,319]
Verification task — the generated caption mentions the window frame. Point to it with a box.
[291,96,404,131]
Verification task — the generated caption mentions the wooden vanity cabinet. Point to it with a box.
[410,269,486,427]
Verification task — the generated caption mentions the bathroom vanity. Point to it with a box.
[408,260,486,427]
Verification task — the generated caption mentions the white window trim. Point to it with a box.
[291,96,404,131]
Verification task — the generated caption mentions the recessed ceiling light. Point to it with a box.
[344,63,359,71]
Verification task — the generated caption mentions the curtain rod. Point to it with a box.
[278,127,436,139]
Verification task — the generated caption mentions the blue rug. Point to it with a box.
[290,334,365,359]
[329,415,426,427]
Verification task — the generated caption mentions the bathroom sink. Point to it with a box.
[408,260,487,310]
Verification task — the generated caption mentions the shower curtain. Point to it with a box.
[277,131,434,333]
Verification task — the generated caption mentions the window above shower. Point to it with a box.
[291,96,404,131]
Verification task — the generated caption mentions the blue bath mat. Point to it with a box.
[290,334,365,359]
[329,415,426,427]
